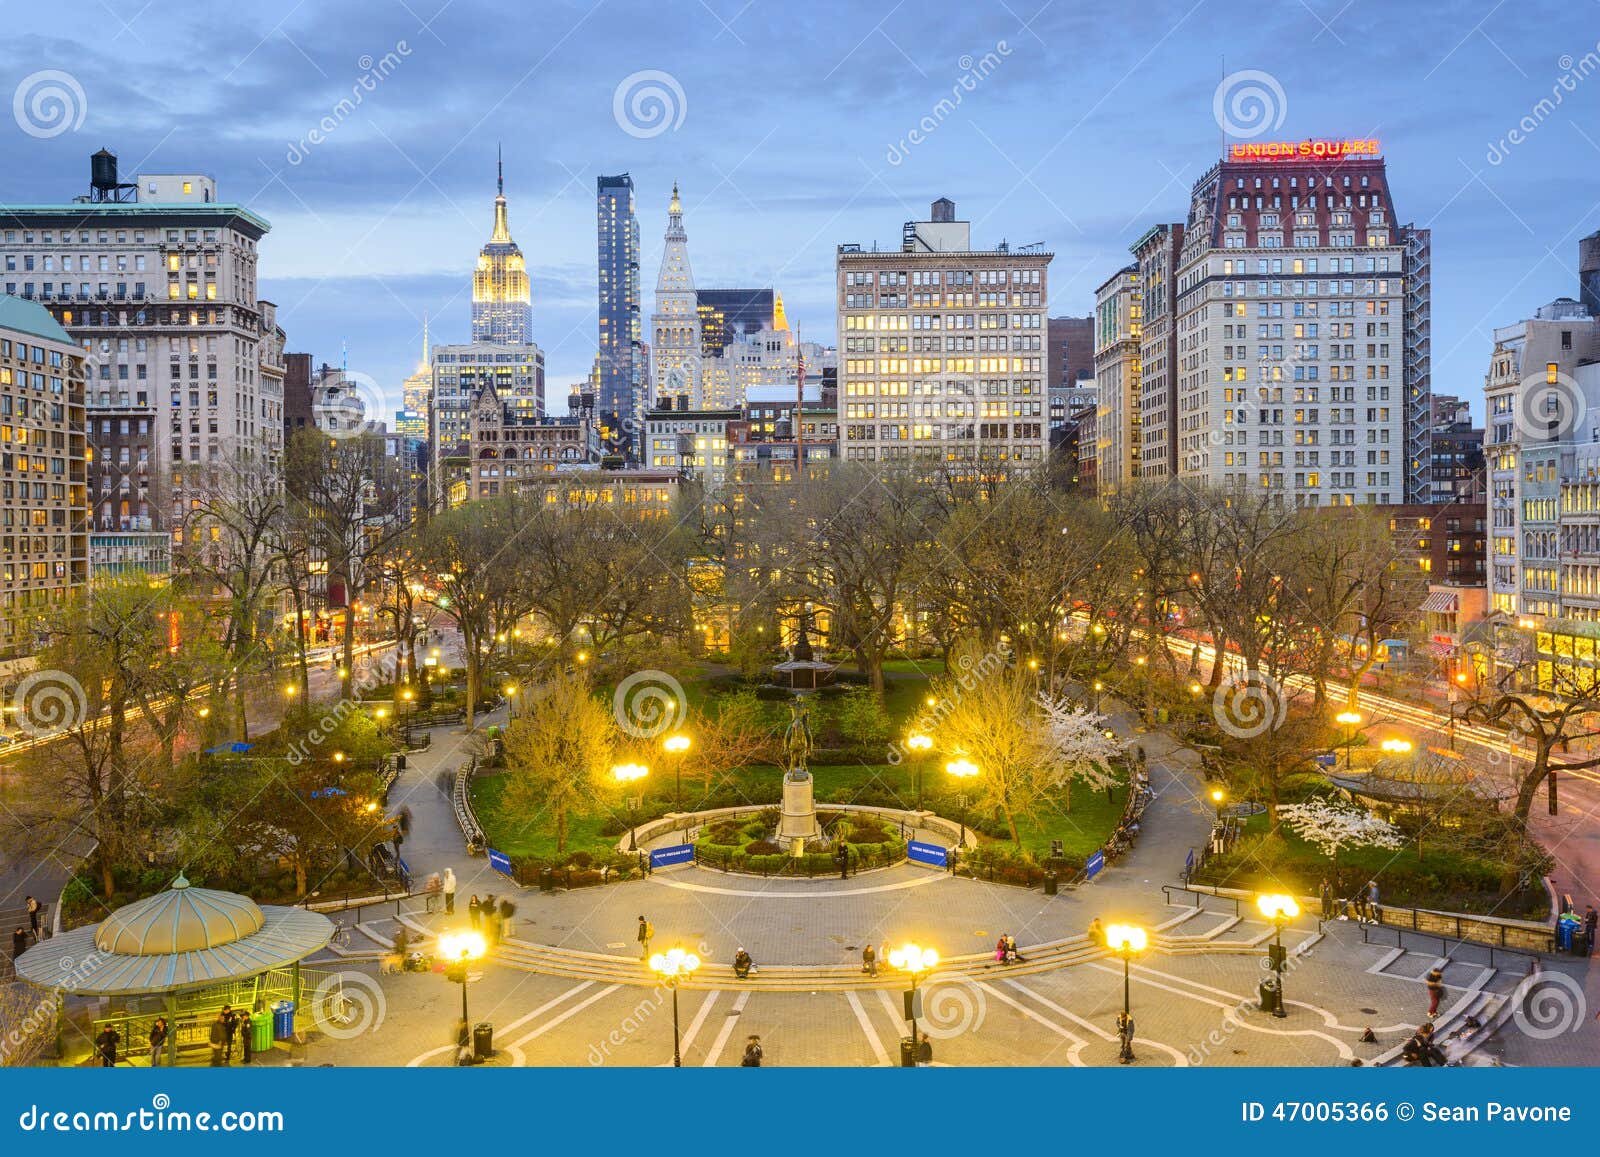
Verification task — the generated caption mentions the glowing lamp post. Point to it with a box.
[649,946,701,1067]
[1105,923,1147,1063]
[611,762,649,851]
[889,943,939,1066]
[1208,786,1227,822]
[438,929,488,1049]
[944,758,979,844]
[1257,893,1299,1018]
[906,732,933,810]
[663,733,691,813]
[1335,710,1363,771]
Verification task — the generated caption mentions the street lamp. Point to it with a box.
[1379,738,1413,755]
[648,946,701,1067]
[888,943,938,1066]
[1092,680,1104,712]
[438,929,488,1051]
[1208,786,1226,822]
[663,733,691,812]
[1335,710,1363,771]
[1105,923,1147,1063]
[1133,654,1149,722]
[1257,894,1299,1019]
[612,762,649,851]
[944,758,979,844]
[905,732,933,810]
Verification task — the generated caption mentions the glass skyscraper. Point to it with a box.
[596,172,640,455]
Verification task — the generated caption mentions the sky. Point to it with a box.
[4,0,1599,420]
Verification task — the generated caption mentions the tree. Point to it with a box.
[498,672,618,853]
[1036,694,1123,803]
[1276,800,1403,887]
[1460,665,1600,828]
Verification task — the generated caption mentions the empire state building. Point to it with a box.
[471,150,533,343]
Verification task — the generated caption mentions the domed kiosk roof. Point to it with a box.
[95,874,265,955]
[13,875,334,997]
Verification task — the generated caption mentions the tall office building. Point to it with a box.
[431,340,544,507]
[1133,223,1183,479]
[0,296,88,658]
[471,152,533,345]
[651,184,702,406]
[1093,266,1140,496]
[0,150,282,566]
[596,173,641,455]
[1170,139,1429,506]
[836,198,1050,473]
[697,288,774,356]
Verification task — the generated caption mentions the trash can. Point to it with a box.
[1557,919,1575,952]
[899,1038,918,1068]
[473,1021,494,1061]
[1043,871,1058,897]
[1157,707,1169,723]
[250,1011,273,1054]
[271,1000,296,1041]
[539,868,554,894]
[1258,977,1279,1013]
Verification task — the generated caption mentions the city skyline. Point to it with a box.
[4,1,1598,412]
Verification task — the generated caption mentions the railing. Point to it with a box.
[453,758,485,854]
[1359,921,1552,969]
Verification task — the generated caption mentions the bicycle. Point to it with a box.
[328,919,351,950]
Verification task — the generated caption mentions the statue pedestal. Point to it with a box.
[778,770,819,853]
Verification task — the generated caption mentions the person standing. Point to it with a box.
[220,1004,238,1063]
[95,1025,120,1068]
[442,868,457,915]
[1426,967,1445,1017]
[741,1035,763,1066]
[1585,906,1597,956]
[25,896,40,940]
[11,926,27,961]
[637,916,653,961]
[208,1011,227,1066]
[147,1018,167,1067]
[1366,879,1381,924]
[862,943,876,977]
[240,1011,254,1065]
[468,895,481,930]
[1319,877,1334,922]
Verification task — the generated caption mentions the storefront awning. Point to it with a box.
[1421,591,1459,614]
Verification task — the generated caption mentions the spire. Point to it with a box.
[497,143,503,196]
[490,148,512,242]
[669,181,680,215]
[421,312,430,368]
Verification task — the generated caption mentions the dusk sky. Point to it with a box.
[7,0,1599,417]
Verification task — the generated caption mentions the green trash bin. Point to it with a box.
[1156,707,1169,723]
[250,1011,273,1054]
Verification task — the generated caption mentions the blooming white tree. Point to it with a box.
[1036,694,1123,797]
[1277,799,1403,862]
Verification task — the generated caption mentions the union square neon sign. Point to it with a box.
[1228,139,1381,162]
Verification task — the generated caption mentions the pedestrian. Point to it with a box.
[25,895,40,939]
[733,947,753,980]
[1319,877,1334,922]
[148,1017,167,1067]
[1426,967,1445,1017]
[996,935,1009,964]
[1087,917,1105,947]
[442,867,457,915]
[862,942,877,977]
[394,925,410,958]
[240,1010,254,1065]
[1585,906,1597,956]
[1401,1022,1446,1067]
[208,1011,227,1066]
[220,1004,238,1063]
[741,1034,763,1067]
[11,926,27,960]
[1366,879,1381,924]
[637,915,653,960]
[836,842,849,880]
[95,1025,120,1068]
[468,894,481,930]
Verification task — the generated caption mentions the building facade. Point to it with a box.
[836,198,1049,475]
[466,385,595,502]
[431,341,546,507]
[596,173,641,455]
[1093,265,1141,496]
[642,402,739,482]
[1133,223,1183,480]
[1169,141,1428,506]
[0,296,87,658]
[471,155,533,345]
[650,185,702,407]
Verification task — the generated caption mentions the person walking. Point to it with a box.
[637,916,653,961]
[741,1034,763,1066]
[481,894,498,946]
[1365,879,1381,924]
[1585,905,1597,956]
[25,895,40,940]
[1319,877,1334,922]
[95,1025,120,1068]
[1426,967,1445,1017]
[468,894,481,931]
[442,867,457,915]
[147,1018,167,1067]
[836,842,849,880]
[862,943,877,977]
[208,1010,227,1066]
[11,926,27,961]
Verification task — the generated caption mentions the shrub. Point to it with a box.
[745,839,783,856]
